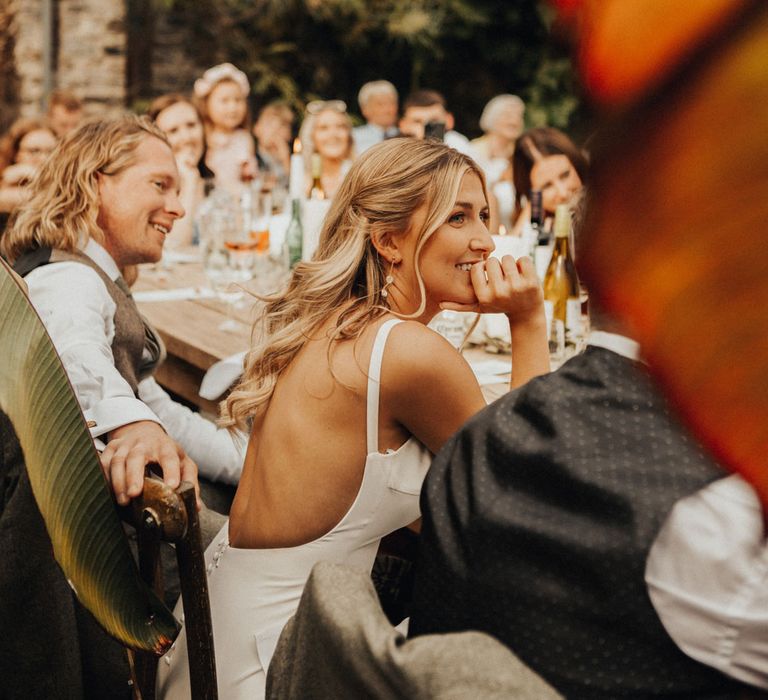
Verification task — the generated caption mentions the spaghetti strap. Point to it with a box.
[366,319,403,454]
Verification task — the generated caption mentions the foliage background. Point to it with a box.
[158,0,586,138]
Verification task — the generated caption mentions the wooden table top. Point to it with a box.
[134,257,511,410]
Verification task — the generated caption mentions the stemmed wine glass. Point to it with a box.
[201,201,253,332]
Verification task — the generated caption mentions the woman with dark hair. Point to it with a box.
[147,93,214,248]
[511,126,589,235]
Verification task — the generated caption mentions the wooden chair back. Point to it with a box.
[0,257,217,699]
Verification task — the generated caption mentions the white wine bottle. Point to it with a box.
[543,204,581,361]
[309,153,326,200]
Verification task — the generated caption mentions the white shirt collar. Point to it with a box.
[82,238,121,281]
[588,330,642,362]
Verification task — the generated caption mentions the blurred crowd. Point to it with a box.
[0,64,585,246]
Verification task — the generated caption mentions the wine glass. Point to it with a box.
[202,205,252,332]
[246,189,274,291]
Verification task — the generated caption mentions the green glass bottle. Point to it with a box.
[284,198,303,268]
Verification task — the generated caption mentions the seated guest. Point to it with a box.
[156,137,550,699]
[46,88,84,138]
[194,62,257,195]
[469,94,525,186]
[298,99,355,199]
[510,126,588,236]
[1,116,245,503]
[470,95,525,232]
[409,198,767,697]
[148,93,214,248]
[252,101,294,194]
[352,79,399,154]
[399,89,472,156]
[0,117,57,215]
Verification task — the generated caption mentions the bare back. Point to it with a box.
[228,311,487,549]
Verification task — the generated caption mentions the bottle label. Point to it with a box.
[566,298,582,340]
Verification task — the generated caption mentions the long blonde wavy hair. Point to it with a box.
[221,137,485,430]
[1,114,169,263]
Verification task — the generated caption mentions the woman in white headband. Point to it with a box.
[193,62,257,195]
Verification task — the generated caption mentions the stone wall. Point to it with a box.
[2,0,207,128]
[57,0,126,113]
[11,0,44,117]
[0,0,20,132]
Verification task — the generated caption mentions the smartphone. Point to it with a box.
[423,121,446,142]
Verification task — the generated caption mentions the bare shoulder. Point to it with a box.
[381,320,486,454]
[383,321,482,404]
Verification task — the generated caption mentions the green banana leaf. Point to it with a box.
[0,256,179,653]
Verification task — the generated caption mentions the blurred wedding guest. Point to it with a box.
[470,94,526,233]
[2,115,245,502]
[510,126,588,236]
[298,99,355,199]
[148,93,214,248]
[399,89,472,156]
[46,89,84,138]
[253,101,294,193]
[194,62,257,195]
[0,117,57,215]
[409,197,767,697]
[352,79,399,154]
[157,137,549,699]
[469,94,525,185]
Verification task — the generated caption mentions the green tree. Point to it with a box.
[162,0,582,137]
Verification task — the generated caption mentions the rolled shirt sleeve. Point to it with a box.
[25,261,162,439]
[138,377,245,485]
[646,474,768,689]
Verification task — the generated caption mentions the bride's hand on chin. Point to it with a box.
[441,255,545,327]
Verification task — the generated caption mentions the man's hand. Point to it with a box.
[99,420,200,508]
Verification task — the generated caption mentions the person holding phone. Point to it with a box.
[398,89,472,156]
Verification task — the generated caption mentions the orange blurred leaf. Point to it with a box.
[580,5,768,503]
[555,0,748,107]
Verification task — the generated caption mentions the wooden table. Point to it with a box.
[134,261,255,414]
[134,259,511,414]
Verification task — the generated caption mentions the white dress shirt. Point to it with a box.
[25,239,245,484]
[352,123,396,154]
[588,331,767,688]
[443,129,473,157]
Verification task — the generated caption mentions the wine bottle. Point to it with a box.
[528,189,544,259]
[309,153,326,200]
[543,204,581,361]
[530,190,544,242]
[284,198,304,268]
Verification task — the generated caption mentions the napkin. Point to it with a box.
[491,234,530,261]
[302,199,332,261]
[199,351,247,400]
[162,249,202,265]
[483,313,512,342]
[133,287,217,303]
[268,213,290,258]
[468,358,511,386]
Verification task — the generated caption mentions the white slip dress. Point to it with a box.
[156,319,432,699]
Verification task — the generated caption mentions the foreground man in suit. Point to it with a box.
[408,206,767,697]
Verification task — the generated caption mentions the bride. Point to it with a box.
[157,137,549,698]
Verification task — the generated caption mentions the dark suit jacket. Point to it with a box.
[410,346,743,699]
[0,411,130,698]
